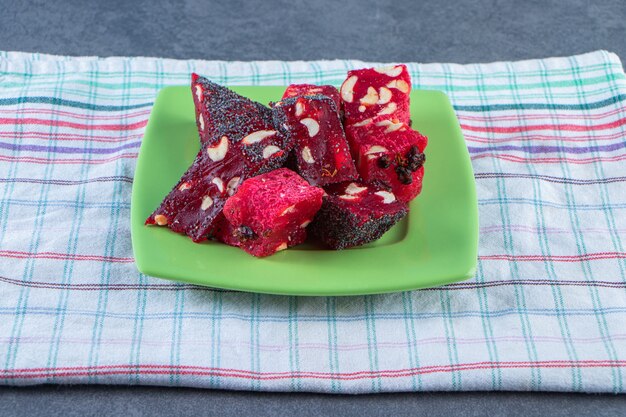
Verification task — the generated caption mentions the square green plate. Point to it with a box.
[131,86,478,296]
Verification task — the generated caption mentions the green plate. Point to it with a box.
[131,86,478,296]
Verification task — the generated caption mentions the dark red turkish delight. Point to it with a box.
[146,74,293,242]
[340,65,411,126]
[192,73,276,147]
[310,181,408,250]
[282,84,341,112]
[145,132,290,242]
[272,95,357,186]
[345,119,427,203]
[145,149,246,242]
[199,90,291,172]
[192,73,243,145]
[218,168,324,257]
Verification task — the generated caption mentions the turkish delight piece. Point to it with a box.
[204,97,292,174]
[218,168,324,257]
[340,65,411,125]
[272,95,358,186]
[191,73,278,147]
[345,119,427,203]
[310,181,408,250]
[146,74,295,241]
[145,141,245,242]
[192,73,248,145]
[146,131,290,242]
[282,84,341,112]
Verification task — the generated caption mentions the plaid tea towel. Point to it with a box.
[1,50,625,393]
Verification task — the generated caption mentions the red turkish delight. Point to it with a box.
[146,75,293,242]
[145,149,246,241]
[345,119,427,203]
[272,95,357,186]
[192,73,276,147]
[310,181,408,250]
[218,168,324,257]
[218,102,292,174]
[340,65,411,125]
[282,84,341,112]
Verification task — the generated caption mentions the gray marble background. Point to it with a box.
[1,0,625,415]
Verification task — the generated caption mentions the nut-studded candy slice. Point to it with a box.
[146,130,290,242]
[217,168,324,257]
[345,119,427,203]
[192,73,248,145]
[340,65,411,125]
[148,75,294,242]
[218,102,292,173]
[310,181,408,250]
[272,95,358,186]
[158,151,248,242]
[192,73,277,147]
[145,147,244,242]
[282,84,341,113]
